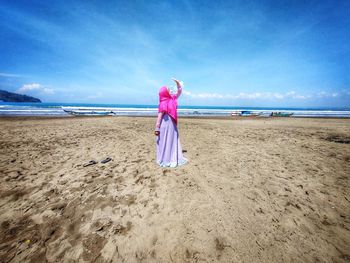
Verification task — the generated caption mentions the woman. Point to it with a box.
[155,78,188,168]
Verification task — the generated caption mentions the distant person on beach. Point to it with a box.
[155,78,188,167]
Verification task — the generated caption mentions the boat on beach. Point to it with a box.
[62,107,116,116]
[271,112,293,117]
[231,110,261,117]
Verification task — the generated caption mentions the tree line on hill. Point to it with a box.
[0,89,41,102]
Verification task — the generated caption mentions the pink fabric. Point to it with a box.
[158,86,178,125]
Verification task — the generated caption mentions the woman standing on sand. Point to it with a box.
[155,78,188,167]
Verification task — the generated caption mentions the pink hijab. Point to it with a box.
[158,86,178,125]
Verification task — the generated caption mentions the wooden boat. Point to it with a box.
[63,108,115,116]
[271,112,293,117]
[231,110,260,117]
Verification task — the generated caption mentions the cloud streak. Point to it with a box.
[0,72,24,78]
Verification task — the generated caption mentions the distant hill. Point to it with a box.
[0,89,41,102]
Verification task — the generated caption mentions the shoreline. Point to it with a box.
[2,115,350,121]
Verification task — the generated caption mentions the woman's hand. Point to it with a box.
[171,78,183,87]
[155,123,160,136]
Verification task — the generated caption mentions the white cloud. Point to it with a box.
[183,90,231,99]
[183,90,319,100]
[85,92,103,100]
[18,83,41,91]
[317,91,327,98]
[17,83,54,94]
[184,89,350,101]
[235,92,263,99]
[284,91,310,99]
[273,93,284,99]
[316,91,346,99]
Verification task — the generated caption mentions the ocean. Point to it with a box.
[0,102,350,118]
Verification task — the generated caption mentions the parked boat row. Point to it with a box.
[231,110,293,117]
[62,107,293,117]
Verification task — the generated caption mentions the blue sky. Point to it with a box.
[0,0,349,107]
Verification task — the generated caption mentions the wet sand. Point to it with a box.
[0,116,349,262]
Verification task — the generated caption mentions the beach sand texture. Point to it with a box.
[0,116,349,262]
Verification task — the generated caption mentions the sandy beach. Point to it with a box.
[0,116,349,262]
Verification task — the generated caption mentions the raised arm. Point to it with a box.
[172,78,183,98]
[175,83,182,98]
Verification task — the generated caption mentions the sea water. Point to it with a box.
[0,102,350,117]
